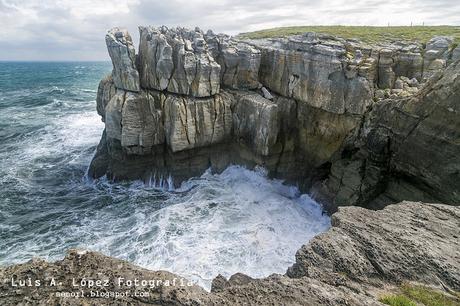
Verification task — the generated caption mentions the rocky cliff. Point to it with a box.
[1,202,458,305]
[88,26,460,211]
[315,58,460,210]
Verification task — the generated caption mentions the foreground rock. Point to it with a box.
[288,202,460,290]
[1,202,458,305]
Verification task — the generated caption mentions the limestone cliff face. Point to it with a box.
[89,25,459,211]
[255,34,374,115]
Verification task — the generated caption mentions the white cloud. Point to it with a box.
[0,0,459,60]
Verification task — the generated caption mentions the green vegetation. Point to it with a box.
[379,284,460,306]
[238,26,460,45]
[401,284,460,306]
[379,294,417,306]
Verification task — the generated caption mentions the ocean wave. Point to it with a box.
[81,89,97,93]
[0,62,330,293]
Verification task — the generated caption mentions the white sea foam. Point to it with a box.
[0,102,103,191]
[82,166,331,291]
[22,111,103,161]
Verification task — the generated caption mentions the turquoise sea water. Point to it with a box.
[0,62,330,289]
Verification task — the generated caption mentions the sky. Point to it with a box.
[1,0,459,61]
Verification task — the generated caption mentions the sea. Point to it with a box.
[0,61,330,290]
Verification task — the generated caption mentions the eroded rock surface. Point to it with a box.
[255,34,374,114]
[1,202,458,305]
[164,92,233,152]
[106,28,140,92]
[138,26,221,97]
[96,74,116,121]
[214,39,261,90]
[232,91,280,156]
[288,202,460,291]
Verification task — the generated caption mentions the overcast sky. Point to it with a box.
[1,0,459,61]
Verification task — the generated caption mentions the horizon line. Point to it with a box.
[0,60,111,63]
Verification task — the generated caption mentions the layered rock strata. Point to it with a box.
[1,202,458,305]
[90,26,460,211]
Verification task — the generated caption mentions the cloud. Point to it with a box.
[0,0,459,60]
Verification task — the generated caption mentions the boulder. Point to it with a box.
[105,28,140,92]
[261,87,273,100]
[425,36,453,59]
[423,36,454,80]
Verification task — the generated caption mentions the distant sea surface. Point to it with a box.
[0,62,330,290]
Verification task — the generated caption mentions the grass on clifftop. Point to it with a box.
[238,26,460,45]
[380,295,417,306]
[379,284,460,306]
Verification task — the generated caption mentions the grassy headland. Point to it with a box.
[238,26,460,45]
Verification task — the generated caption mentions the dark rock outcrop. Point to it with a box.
[1,202,458,305]
[317,59,460,210]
